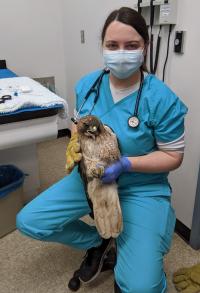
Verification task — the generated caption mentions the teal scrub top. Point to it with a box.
[75,70,188,196]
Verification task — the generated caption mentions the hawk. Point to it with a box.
[76,115,123,239]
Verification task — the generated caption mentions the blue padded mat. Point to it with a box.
[0,69,17,79]
[0,104,62,117]
[0,68,63,123]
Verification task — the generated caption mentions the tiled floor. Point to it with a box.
[1,229,200,293]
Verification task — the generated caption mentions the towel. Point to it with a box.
[0,77,68,118]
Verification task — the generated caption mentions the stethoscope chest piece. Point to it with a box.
[128,116,140,128]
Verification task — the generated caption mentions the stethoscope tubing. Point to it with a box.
[71,68,144,126]
[72,68,109,123]
[134,70,144,117]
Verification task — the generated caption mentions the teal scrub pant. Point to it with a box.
[16,169,176,293]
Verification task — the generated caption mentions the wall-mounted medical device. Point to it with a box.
[134,0,177,26]
[174,31,186,54]
[134,0,177,80]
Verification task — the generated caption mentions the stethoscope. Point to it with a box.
[71,68,144,128]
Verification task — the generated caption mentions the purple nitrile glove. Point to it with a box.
[101,157,132,184]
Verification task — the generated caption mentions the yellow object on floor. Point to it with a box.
[173,263,200,292]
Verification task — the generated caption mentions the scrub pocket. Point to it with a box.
[157,197,176,255]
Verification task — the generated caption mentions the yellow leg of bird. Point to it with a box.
[91,165,105,178]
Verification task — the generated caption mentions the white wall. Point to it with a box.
[131,0,200,228]
[0,0,68,128]
[61,0,135,116]
[0,0,199,228]
[145,0,200,229]
[61,0,200,229]
[166,0,200,229]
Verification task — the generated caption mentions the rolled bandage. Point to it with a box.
[18,85,32,93]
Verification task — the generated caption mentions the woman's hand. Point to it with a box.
[101,157,132,183]
[66,132,82,174]
[101,150,183,183]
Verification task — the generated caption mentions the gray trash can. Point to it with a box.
[0,165,25,238]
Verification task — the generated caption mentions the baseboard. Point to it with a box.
[175,219,191,243]
[57,128,71,138]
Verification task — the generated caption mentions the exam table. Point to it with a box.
[0,66,68,202]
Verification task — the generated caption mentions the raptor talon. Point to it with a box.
[91,165,105,178]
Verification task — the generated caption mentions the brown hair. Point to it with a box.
[101,7,149,71]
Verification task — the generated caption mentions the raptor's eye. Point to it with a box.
[92,126,97,131]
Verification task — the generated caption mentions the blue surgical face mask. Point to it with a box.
[103,49,144,79]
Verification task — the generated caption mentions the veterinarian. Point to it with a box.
[16,7,188,293]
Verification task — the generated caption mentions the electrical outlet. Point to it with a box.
[80,30,85,44]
